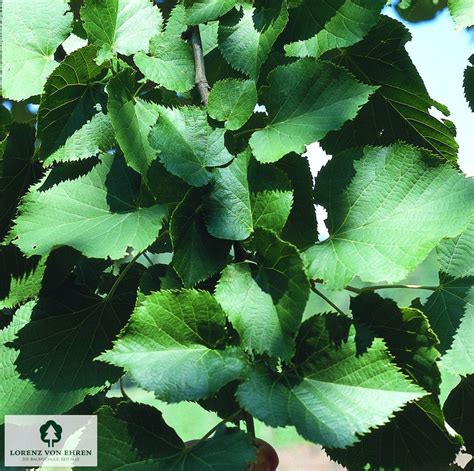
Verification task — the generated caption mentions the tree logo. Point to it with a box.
[39,420,63,448]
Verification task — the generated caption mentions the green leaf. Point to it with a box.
[146,160,191,204]
[10,154,167,260]
[95,401,183,469]
[37,46,108,160]
[100,290,247,402]
[44,113,115,166]
[200,21,220,56]
[464,55,474,111]
[205,151,253,241]
[322,17,459,163]
[444,375,474,454]
[422,277,474,354]
[185,0,239,25]
[237,315,425,448]
[439,301,474,378]
[2,0,73,100]
[351,293,441,395]
[0,124,38,240]
[81,0,162,61]
[0,247,45,310]
[215,229,309,359]
[420,222,474,370]
[304,144,474,290]
[437,220,474,278]
[249,59,376,163]
[205,150,293,241]
[134,33,195,93]
[0,269,139,419]
[167,427,256,470]
[448,0,474,28]
[107,68,160,174]
[283,0,385,59]
[278,154,318,249]
[96,401,256,470]
[218,1,288,80]
[170,189,231,287]
[250,190,293,235]
[165,4,188,37]
[328,396,462,470]
[149,106,233,187]
[207,79,257,130]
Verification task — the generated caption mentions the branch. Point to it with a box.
[345,284,439,294]
[190,26,210,105]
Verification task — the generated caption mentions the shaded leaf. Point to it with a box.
[328,396,462,470]
[95,401,256,470]
[170,189,231,287]
[0,246,45,310]
[421,276,473,354]
[278,154,318,249]
[0,268,139,419]
[322,17,458,163]
[0,124,39,240]
[205,151,253,241]
[464,55,474,111]
[351,292,441,395]
[37,46,108,160]
[444,375,474,454]
[420,221,474,386]
[44,113,115,166]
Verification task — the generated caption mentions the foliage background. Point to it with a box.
[1,0,473,469]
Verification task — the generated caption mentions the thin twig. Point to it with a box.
[345,284,439,294]
[185,410,243,452]
[190,26,210,105]
[310,284,348,317]
[105,252,142,301]
[119,376,131,401]
[143,252,154,266]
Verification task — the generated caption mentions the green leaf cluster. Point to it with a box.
[1,0,473,469]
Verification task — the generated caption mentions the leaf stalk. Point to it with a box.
[345,284,439,294]
[310,283,349,317]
